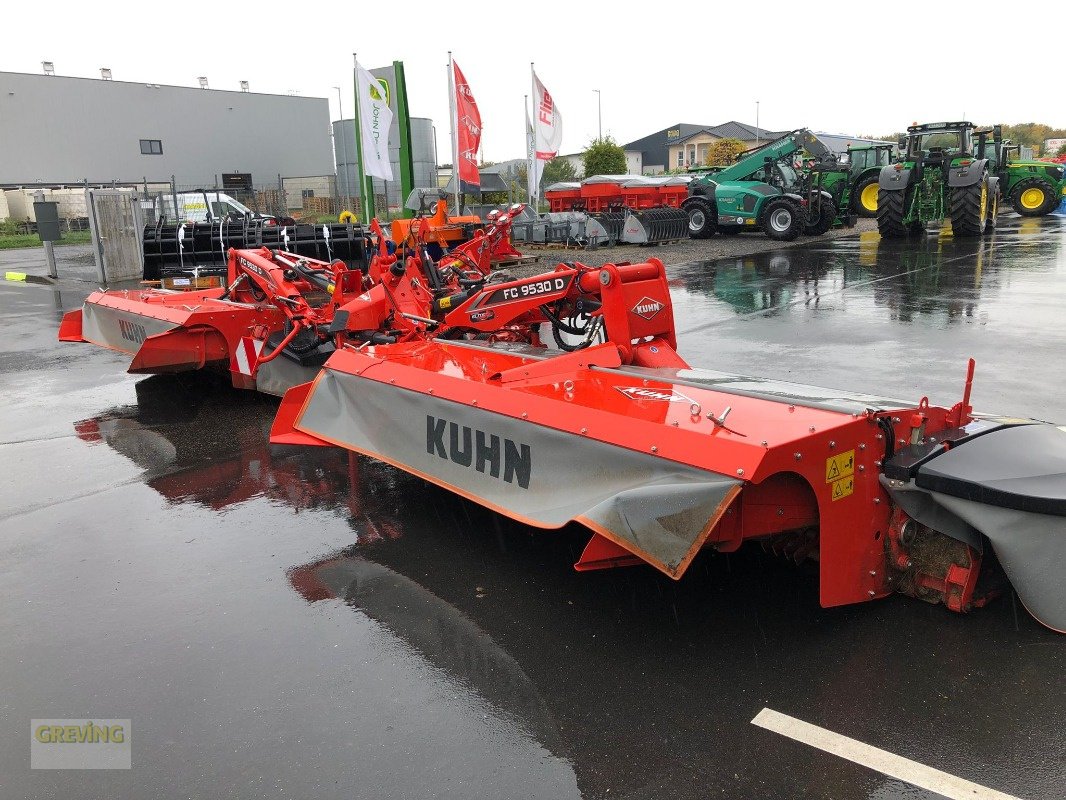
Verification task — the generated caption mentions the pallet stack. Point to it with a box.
[302,196,337,216]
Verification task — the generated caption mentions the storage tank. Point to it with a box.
[3,188,89,221]
[333,116,437,214]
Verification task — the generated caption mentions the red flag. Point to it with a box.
[452,60,482,189]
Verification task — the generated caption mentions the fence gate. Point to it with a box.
[86,189,144,283]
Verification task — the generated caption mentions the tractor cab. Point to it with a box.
[845,145,895,179]
[904,121,977,164]
[760,157,802,192]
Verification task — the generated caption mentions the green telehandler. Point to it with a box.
[682,129,841,242]
[877,121,999,238]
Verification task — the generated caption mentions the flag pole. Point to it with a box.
[524,93,534,204]
[530,62,537,212]
[352,53,369,222]
[447,52,461,216]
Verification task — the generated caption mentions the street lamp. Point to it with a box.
[334,86,351,212]
[593,89,602,140]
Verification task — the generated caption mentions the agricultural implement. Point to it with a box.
[270,244,1066,633]
[142,218,368,286]
[59,202,1066,632]
[59,204,528,397]
[390,189,486,258]
[877,122,999,238]
[535,176,691,246]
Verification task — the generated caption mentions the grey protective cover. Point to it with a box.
[296,369,741,578]
[616,365,915,416]
[81,302,179,355]
[255,344,319,398]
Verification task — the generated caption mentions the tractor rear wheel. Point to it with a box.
[949,176,988,237]
[684,198,716,239]
[983,188,999,234]
[760,198,805,241]
[852,174,880,218]
[877,188,910,238]
[804,195,837,236]
[1009,178,1058,217]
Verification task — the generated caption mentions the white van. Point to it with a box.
[152,191,277,224]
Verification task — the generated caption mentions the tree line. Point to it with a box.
[868,123,1066,155]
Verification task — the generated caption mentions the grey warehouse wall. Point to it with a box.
[0,72,334,185]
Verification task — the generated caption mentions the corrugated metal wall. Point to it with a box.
[0,71,334,185]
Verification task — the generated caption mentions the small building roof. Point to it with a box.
[812,132,897,153]
[672,121,789,145]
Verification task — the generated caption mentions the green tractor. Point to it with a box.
[683,129,842,242]
[978,130,1065,216]
[794,152,858,232]
[877,121,999,238]
[841,144,896,218]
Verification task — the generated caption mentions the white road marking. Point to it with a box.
[751,708,1023,800]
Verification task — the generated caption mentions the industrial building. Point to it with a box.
[0,70,334,188]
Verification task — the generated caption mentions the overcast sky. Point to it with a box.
[5,1,1061,164]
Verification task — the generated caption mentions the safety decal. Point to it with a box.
[825,449,855,483]
[831,476,855,502]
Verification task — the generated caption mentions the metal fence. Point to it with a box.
[7,217,91,235]
[145,174,341,223]
[1,174,344,225]
[4,176,440,226]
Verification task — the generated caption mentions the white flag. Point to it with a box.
[532,71,562,163]
[355,62,393,181]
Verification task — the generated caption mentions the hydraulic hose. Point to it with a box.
[255,320,311,366]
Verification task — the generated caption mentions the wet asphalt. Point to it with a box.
[0,215,1064,799]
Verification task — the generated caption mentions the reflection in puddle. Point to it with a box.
[289,551,572,767]
[670,218,1066,330]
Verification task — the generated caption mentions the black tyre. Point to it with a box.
[852,173,880,218]
[684,198,716,239]
[1009,177,1058,217]
[983,188,999,234]
[804,194,837,236]
[949,176,988,237]
[760,198,805,241]
[877,188,910,238]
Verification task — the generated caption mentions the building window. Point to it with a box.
[301,189,315,200]
[676,150,684,167]
[139,139,163,155]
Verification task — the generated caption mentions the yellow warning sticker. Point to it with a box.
[831,476,855,501]
[825,450,855,483]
